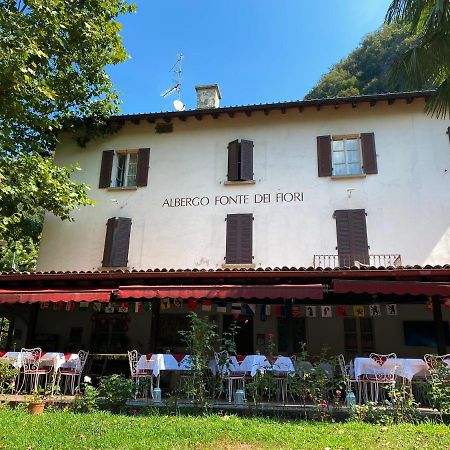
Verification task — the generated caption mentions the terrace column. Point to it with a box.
[149,299,160,352]
[286,299,294,355]
[432,296,446,355]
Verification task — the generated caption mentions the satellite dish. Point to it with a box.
[173,99,185,111]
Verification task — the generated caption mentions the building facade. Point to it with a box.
[1,89,449,362]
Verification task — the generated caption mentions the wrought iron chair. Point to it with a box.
[361,353,397,403]
[128,350,153,400]
[57,350,89,395]
[214,351,246,403]
[18,347,52,393]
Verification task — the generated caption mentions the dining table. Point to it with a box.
[353,357,434,381]
[0,351,80,372]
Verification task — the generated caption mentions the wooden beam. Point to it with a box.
[298,106,304,113]
[178,116,187,122]
[351,102,357,108]
[280,108,286,114]
[244,110,252,117]
[163,116,172,123]
[432,296,447,355]
[211,113,219,119]
[195,114,203,121]
[406,97,414,104]
[264,109,270,116]
[131,118,140,125]
[388,99,395,105]
[316,105,321,111]
[370,100,377,107]
[334,104,340,110]
[227,112,235,118]
[146,117,155,124]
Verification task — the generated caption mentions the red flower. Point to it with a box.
[321,400,328,409]
[335,390,341,397]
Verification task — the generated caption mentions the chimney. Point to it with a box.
[195,84,222,109]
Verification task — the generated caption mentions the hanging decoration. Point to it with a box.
[305,306,316,317]
[275,304,286,317]
[118,302,129,313]
[202,300,213,312]
[386,304,398,316]
[104,303,115,313]
[40,302,50,310]
[321,306,332,318]
[292,305,302,317]
[217,301,227,313]
[173,298,182,308]
[231,302,241,319]
[369,304,382,317]
[187,298,197,310]
[133,302,143,313]
[160,298,171,310]
[245,304,256,315]
[353,305,365,317]
[78,302,89,311]
[337,305,349,317]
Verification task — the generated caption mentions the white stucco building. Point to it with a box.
[0,88,449,364]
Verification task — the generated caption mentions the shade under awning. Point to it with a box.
[0,289,112,304]
[333,280,450,297]
[117,284,324,300]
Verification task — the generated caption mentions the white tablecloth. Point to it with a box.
[354,357,431,381]
[272,356,295,373]
[136,354,216,377]
[0,352,79,371]
[230,355,272,377]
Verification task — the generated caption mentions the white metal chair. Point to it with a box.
[128,350,153,400]
[57,350,89,395]
[338,354,360,403]
[272,356,294,404]
[214,351,246,403]
[17,347,52,393]
[361,353,397,403]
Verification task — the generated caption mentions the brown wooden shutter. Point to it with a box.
[227,140,240,181]
[240,140,254,181]
[136,148,150,186]
[99,150,114,188]
[102,217,132,267]
[317,136,332,177]
[335,209,369,266]
[360,133,378,174]
[226,214,253,264]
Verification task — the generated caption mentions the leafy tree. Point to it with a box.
[0,0,135,271]
[385,0,450,118]
[305,24,419,99]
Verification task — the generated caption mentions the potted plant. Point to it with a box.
[26,387,51,415]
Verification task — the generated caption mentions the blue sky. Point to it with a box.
[108,0,393,114]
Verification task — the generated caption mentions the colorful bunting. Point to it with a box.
[187,298,197,310]
[321,306,332,318]
[92,302,102,312]
[118,302,129,313]
[275,304,286,317]
[202,300,213,312]
[443,298,450,309]
[52,302,63,312]
[78,302,89,311]
[217,301,227,313]
[353,305,365,317]
[160,298,171,310]
[231,303,241,318]
[133,302,143,313]
[245,304,256,315]
[369,304,381,317]
[259,304,270,321]
[337,305,349,317]
[292,306,302,317]
[173,298,182,308]
[305,306,316,317]
[386,304,398,316]
[65,302,76,312]
[104,303,115,313]
[40,302,50,310]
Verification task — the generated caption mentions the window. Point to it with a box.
[102,217,132,267]
[344,318,374,359]
[332,136,361,176]
[114,152,138,187]
[334,209,369,266]
[225,213,253,264]
[317,133,377,177]
[227,139,254,182]
[403,321,450,347]
[99,148,150,188]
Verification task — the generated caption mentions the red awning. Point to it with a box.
[0,289,112,304]
[117,284,324,300]
[333,280,450,297]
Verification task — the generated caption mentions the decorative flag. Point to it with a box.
[245,304,256,315]
[292,306,302,317]
[92,302,102,312]
[79,302,89,311]
[426,298,433,312]
[321,306,332,318]
[187,298,197,310]
[133,302,143,313]
[217,301,227,313]
[144,302,152,312]
[337,305,349,317]
[40,302,50,310]
[305,306,316,317]
[353,305,365,317]
[369,304,381,317]
[259,304,270,321]
[231,303,241,318]
[160,298,171,310]
[202,300,213,312]
[104,303,115,314]
[443,298,450,309]
[118,302,129,313]
[173,298,182,308]
[65,302,76,312]
[275,304,286,317]
[52,302,63,312]
[386,304,398,316]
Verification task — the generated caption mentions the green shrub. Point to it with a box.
[97,374,133,413]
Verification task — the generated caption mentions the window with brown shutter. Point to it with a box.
[317,133,378,177]
[102,217,132,267]
[99,148,150,188]
[225,214,253,264]
[227,140,254,182]
[334,209,369,266]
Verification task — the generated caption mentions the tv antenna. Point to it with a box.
[160,53,185,111]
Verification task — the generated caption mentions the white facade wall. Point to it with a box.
[37,100,450,271]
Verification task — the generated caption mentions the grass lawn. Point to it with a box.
[0,409,448,449]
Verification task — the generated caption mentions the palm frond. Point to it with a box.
[424,76,450,118]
